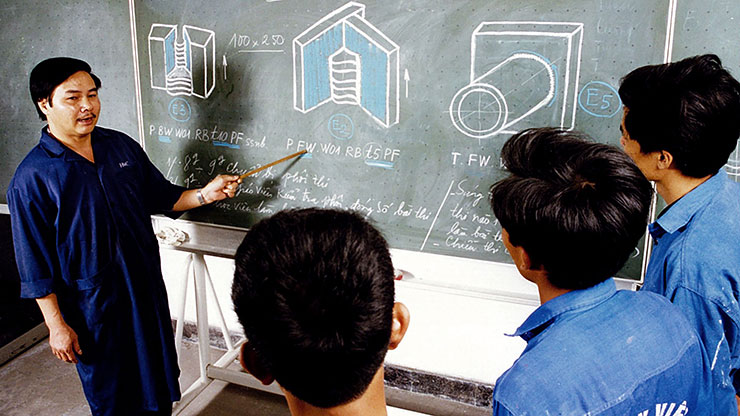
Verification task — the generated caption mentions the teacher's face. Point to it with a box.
[39,71,100,142]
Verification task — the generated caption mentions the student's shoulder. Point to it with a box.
[618,290,690,320]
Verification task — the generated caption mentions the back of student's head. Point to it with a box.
[619,54,740,178]
[29,57,102,121]
[489,128,653,290]
[232,208,395,408]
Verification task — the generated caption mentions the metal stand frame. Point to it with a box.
[170,252,281,415]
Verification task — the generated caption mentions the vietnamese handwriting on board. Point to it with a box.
[164,146,505,256]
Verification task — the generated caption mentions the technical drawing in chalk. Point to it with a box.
[726,139,740,180]
[149,24,216,99]
[293,2,400,128]
[450,22,584,139]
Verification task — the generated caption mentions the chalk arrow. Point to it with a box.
[223,55,228,80]
[404,69,410,98]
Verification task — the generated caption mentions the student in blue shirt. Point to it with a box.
[489,128,714,415]
[619,54,740,414]
[7,57,241,415]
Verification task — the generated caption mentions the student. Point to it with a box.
[619,54,740,414]
[489,128,713,415]
[231,208,410,416]
[7,57,240,415]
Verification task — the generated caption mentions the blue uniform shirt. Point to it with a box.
[642,169,740,414]
[7,127,186,415]
[492,279,714,415]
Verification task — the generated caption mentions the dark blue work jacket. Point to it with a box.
[7,127,186,415]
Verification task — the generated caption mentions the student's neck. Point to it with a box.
[285,368,388,416]
[655,171,712,205]
[532,272,571,304]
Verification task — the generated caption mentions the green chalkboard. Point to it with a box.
[0,0,138,204]
[132,0,670,279]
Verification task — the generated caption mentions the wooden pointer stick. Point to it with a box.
[238,149,308,181]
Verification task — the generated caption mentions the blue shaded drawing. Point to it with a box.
[293,2,400,128]
[149,24,216,99]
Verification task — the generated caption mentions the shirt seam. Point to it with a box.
[674,284,740,329]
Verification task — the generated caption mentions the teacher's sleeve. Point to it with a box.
[7,181,59,298]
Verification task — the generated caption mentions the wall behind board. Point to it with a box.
[4,1,739,282]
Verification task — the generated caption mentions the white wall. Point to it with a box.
[159,241,540,385]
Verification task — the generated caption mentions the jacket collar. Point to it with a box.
[650,170,728,237]
[510,278,617,342]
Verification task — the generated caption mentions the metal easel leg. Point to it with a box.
[172,253,213,414]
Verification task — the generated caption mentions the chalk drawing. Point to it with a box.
[450,22,584,138]
[149,24,216,99]
[293,2,400,128]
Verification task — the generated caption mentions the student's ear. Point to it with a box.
[656,150,674,170]
[388,302,410,350]
[239,341,275,385]
[37,98,50,116]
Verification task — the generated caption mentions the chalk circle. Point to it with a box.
[168,97,192,122]
[577,81,621,118]
[450,83,508,139]
[327,113,354,140]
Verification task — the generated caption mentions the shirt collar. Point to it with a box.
[38,126,98,162]
[509,278,617,342]
[38,126,67,157]
[651,170,728,236]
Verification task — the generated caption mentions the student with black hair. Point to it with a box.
[231,208,410,416]
[7,57,240,415]
[489,128,713,415]
[619,54,740,413]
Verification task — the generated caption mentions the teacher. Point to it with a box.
[7,57,240,415]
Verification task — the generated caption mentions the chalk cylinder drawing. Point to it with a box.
[149,24,216,99]
[450,22,584,139]
[293,2,400,128]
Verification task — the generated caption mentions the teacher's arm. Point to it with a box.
[172,174,240,211]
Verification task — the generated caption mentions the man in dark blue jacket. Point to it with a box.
[7,57,240,415]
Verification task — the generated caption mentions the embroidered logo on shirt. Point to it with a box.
[119,161,130,168]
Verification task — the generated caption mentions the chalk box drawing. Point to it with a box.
[149,24,216,99]
[293,2,400,128]
[450,22,584,139]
